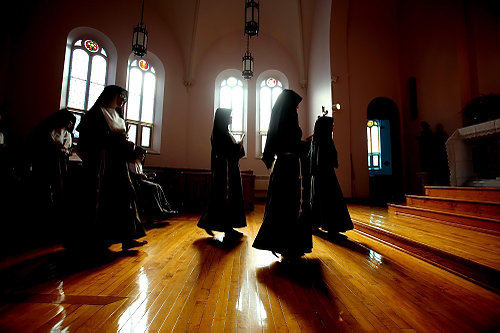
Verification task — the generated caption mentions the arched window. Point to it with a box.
[367,120,381,170]
[125,59,157,148]
[258,77,283,154]
[65,39,108,132]
[66,39,108,110]
[218,76,245,141]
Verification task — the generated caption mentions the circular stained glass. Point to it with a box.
[266,78,277,87]
[84,40,99,52]
[139,59,149,71]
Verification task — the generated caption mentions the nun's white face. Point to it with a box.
[109,92,127,108]
[116,92,127,107]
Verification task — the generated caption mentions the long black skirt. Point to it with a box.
[311,167,353,233]
[253,155,312,256]
[198,157,246,232]
[64,150,146,249]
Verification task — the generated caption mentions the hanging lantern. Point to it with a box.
[242,51,254,80]
[244,0,259,37]
[132,0,148,57]
[242,37,254,80]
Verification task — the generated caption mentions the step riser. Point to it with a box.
[406,197,500,220]
[425,188,500,203]
[388,205,500,234]
[352,220,500,293]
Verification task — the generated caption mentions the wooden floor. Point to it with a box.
[1,204,499,332]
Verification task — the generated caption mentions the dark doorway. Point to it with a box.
[366,97,404,204]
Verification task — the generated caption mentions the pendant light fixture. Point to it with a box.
[132,0,148,57]
[242,35,254,80]
[244,0,260,37]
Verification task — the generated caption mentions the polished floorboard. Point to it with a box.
[0,204,499,332]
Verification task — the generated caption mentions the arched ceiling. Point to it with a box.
[149,0,316,87]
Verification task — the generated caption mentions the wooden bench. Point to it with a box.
[144,166,255,212]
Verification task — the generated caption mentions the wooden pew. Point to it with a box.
[144,166,255,212]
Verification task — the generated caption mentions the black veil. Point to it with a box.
[92,85,128,113]
[262,89,302,168]
[311,116,337,173]
[33,108,76,137]
[211,108,234,155]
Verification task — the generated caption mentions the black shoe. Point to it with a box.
[122,239,148,250]
[329,233,348,242]
[225,229,243,240]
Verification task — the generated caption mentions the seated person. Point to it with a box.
[128,147,178,223]
[30,109,75,211]
[29,108,76,240]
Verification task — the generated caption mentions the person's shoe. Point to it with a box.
[225,229,243,240]
[122,240,148,250]
[204,229,215,236]
[328,233,348,242]
[280,249,304,263]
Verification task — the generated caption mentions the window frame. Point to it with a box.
[218,77,245,141]
[64,38,110,141]
[125,59,157,149]
[214,69,248,152]
[367,119,382,171]
[65,38,109,113]
[257,77,284,157]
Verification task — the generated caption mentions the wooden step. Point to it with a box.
[425,186,500,203]
[406,195,500,220]
[352,219,500,293]
[388,203,500,235]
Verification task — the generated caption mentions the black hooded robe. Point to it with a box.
[198,108,246,232]
[30,109,76,238]
[253,90,312,256]
[310,116,353,233]
[68,86,146,248]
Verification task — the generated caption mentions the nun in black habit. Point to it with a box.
[70,85,146,250]
[197,108,246,239]
[253,89,312,259]
[29,108,76,237]
[310,116,353,236]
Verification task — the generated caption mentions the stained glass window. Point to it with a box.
[84,40,99,52]
[125,58,157,148]
[258,77,283,154]
[66,37,108,113]
[367,120,381,170]
[266,77,276,87]
[139,59,149,71]
[219,76,244,140]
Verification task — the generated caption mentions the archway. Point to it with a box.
[366,97,403,203]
